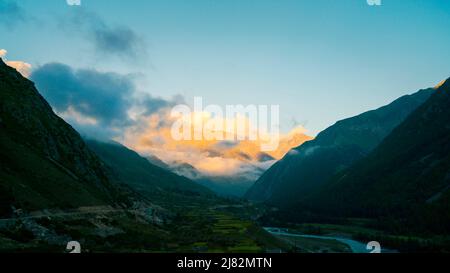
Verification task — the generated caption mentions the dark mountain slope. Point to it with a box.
[246,88,434,207]
[0,58,128,216]
[0,58,290,253]
[146,154,171,170]
[305,78,450,233]
[85,139,213,203]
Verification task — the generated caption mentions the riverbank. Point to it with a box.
[264,227,396,253]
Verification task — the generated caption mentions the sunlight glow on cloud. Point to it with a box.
[5,60,32,78]
[121,109,312,177]
[435,79,448,89]
[0,49,32,78]
[30,61,312,179]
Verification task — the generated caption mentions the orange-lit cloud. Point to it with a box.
[0,49,32,78]
[28,58,312,179]
[5,60,32,78]
[435,79,448,89]
[121,108,312,178]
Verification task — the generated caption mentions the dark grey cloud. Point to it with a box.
[64,8,147,60]
[140,95,172,116]
[0,0,26,27]
[31,62,178,139]
[32,63,134,127]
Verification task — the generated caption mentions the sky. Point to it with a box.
[1,0,450,177]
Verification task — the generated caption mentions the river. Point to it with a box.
[264,227,388,253]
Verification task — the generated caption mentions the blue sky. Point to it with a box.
[2,0,450,135]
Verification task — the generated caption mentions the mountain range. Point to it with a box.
[86,139,212,204]
[0,57,288,253]
[247,77,450,238]
[246,87,435,207]
[2,53,450,252]
[302,78,450,234]
[148,158,264,197]
[0,57,213,216]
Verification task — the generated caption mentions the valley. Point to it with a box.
[1,53,450,253]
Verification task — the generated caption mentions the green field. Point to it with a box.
[0,202,291,253]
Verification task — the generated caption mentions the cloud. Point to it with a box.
[5,61,32,78]
[30,61,313,179]
[32,63,134,128]
[287,149,300,156]
[63,8,147,60]
[31,62,174,139]
[121,108,312,177]
[0,48,32,78]
[0,0,27,28]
